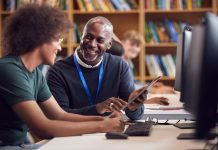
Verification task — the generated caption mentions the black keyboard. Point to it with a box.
[124,121,153,136]
[173,122,196,129]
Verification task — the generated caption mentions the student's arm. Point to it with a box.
[39,96,104,122]
[61,104,99,116]
[12,99,124,139]
[0,65,123,138]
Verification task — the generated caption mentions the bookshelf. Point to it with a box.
[0,0,217,86]
[142,0,216,86]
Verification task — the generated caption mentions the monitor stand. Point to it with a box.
[174,122,196,129]
[177,133,216,140]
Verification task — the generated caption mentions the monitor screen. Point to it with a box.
[174,26,192,103]
[183,12,218,139]
[174,34,183,91]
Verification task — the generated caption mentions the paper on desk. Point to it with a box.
[147,92,180,100]
[144,108,190,115]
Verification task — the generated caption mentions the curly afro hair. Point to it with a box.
[2,4,72,55]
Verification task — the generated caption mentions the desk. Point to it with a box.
[39,125,207,150]
[142,109,193,120]
[142,93,193,120]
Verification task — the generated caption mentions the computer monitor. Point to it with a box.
[183,12,218,139]
[174,26,192,102]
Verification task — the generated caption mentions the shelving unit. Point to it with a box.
[142,0,216,85]
[0,0,217,86]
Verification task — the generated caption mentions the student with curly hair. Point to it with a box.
[0,4,124,150]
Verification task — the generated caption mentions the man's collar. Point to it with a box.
[74,48,103,68]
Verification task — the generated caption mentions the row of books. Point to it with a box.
[74,20,186,44]
[73,22,85,43]
[3,0,67,11]
[145,0,202,10]
[75,0,138,12]
[145,54,176,77]
[145,20,187,44]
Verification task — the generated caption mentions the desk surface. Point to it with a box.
[143,93,193,120]
[39,125,207,150]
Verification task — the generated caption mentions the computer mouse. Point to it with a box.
[105,132,128,139]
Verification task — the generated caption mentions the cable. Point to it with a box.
[203,140,216,150]
[164,120,168,124]
[175,120,180,124]
[203,133,218,150]
[210,144,217,150]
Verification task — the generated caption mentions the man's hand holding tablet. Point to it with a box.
[123,76,162,111]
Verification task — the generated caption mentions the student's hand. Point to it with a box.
[145,97,169,105]
[151,85,175,94]
[96,97,128,114]
[108,111,123,120]
[127,87,147,111]
[102,116,125,132]
[153,82,164,87]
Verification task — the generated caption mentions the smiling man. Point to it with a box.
[47,16,145,120]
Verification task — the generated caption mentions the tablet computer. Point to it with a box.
[122,76,161,110]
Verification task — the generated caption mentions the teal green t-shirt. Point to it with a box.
[0,54,52,145]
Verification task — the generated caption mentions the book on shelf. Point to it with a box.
[3,0,67,11]
[186,0,192,10]
[97,0,110,11]
[4,0,16,12]
[84,0,94,11]
[145,20,187,44]
[165,54,176,77]
[110,0,123,10]
[145,55,157,77]
[76,0,86,11]
[145,54,176,78]
[73,23,80,43]
[91,0,100,11]
[156,22,170,43]
[103,0,115,11]
[148,21,160,43]
[155,55,168,76]
[119,0,132,10]
[126,0,138,9]
[73,22,85,43]
[145,0,202,10]
[46,0,67,10]
[165,19,178,43]
[145,22,154,44]
[75,0,138,11]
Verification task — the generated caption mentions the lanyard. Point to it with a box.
[73,54,104,105]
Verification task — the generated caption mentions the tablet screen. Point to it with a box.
[122,76,161,110]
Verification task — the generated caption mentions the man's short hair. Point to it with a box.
[83,16,113,39]
[2,4,72,55]
[122,30,145,47]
